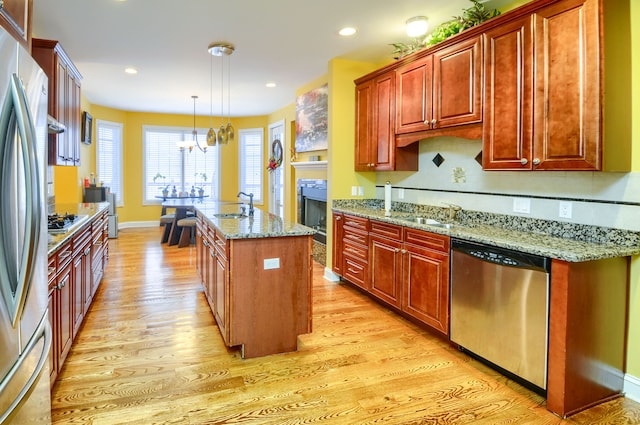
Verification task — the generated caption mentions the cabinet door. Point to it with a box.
[206,246,215,311]
[369,235,402,308]
[69,73,82,165]
[332,213,344,276]
[72,253,84,338]
[354,71,397,171]
[402,244,450,335]
[432,36,482,129]
[0,0,30,47]
[47,289,57,387]
[215,254,229,344]
[396,55,433,134]
[532,0,600,170]
[482,16,534,170]
[54,59,69,165]
[354,80,373,171]
[56,263,73,371]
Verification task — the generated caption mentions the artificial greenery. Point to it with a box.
[391,0,501,59]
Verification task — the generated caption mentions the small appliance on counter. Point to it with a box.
[83,186,107,202]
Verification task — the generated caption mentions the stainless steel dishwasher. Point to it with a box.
[450,239,551,392]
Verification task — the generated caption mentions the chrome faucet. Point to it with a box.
[237,192,254,216]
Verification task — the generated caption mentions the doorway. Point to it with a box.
[268,120,285,217]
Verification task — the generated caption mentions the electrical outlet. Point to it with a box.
[398,188,405,199]
[264,258,280,270]
[513,198,531,214]
[358,186,364,196]
[351,186,357,196]
[559,201,572,219]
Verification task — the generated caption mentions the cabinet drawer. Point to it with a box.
[343,239,368,262]
[403,228,450,253]
[343,257,368,288]
[56,243,73,270]
[343,228,368,247]
[370,220,402,240]
[343,214,369,232]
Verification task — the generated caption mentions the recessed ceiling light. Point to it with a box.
[339,27,357,37]
[124,67,138,75]
[266,82,276,88]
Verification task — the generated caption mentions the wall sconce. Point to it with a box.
[406,16,429,38]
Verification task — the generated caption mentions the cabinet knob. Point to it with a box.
[532,158,541,165]
[431,119,437,127]
[0,1,4,9]
[520,158,528,165]
[401,249,407,254]
[336,216,341,221]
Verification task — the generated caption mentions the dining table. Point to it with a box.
[162,198,208,246]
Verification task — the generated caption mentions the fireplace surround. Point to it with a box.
[297,179,327,245]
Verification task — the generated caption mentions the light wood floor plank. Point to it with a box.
[51,228,640,424]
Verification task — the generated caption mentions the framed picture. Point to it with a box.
[295,84,328,152]
[81,111,92,145]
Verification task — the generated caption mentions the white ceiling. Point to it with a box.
[32,0,513,117]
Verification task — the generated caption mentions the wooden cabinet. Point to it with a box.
[396,36,482,135]
[402,228,450,335]
[483,0,601,170]
[341,214,370,290]
[369,221,403,308]
[213,229,229,344]
[331,212,344,276]
[195,210,313,359]
[48,208,109,388]
[32,38,82,166]
[333,214,451,335]
[0,0,31,48]
[355,71,418,171]
[50,242,73,381]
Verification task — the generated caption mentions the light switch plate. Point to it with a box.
[264,258,280,270]
[513,198,531,214]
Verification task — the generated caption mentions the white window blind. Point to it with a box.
[238,128,264,203]
[96,120,123,206]
[142,126,219,203]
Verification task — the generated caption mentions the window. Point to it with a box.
[238,128,264,204]
[142,126,219,203]
[96,120,123,206]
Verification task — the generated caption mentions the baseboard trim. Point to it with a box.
[624,373,640,403]
[119,220,159,229]
[323,267,340,282]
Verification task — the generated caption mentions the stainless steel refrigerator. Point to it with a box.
[0,27,52,424]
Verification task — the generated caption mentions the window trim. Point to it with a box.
[95,119,124,207]
[238,127,264,205]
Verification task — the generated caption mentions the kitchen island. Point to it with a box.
[194,202,315,359]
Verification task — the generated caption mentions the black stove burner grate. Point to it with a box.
[48,213,78,231]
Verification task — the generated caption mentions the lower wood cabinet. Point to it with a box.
[332,212,451,335]
[48,209,109,388]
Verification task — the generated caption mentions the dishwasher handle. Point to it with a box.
[452,238,550,273]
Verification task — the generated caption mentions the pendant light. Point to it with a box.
[225,52,235,141]
[207,42,234,145]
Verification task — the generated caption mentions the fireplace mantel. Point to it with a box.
[291,160,328,170]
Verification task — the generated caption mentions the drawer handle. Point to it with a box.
[347,267,360,274]
[48,267,56,275]
[84,247,91,256]
[58,251,71,260]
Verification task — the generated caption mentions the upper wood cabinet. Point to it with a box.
[396,36,482,134]
[355,70,418,171]
[32,38,83,166]
[482,0,601,170]
[0,0,31,48]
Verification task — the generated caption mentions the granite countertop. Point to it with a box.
[48,202,110,255]
[332,204,640,262]
[195,201,315,240]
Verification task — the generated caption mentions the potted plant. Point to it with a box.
[153,172,169,197]
[194,172,207,197]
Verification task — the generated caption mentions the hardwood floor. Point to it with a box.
[51,227,640,424]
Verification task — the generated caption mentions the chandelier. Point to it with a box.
[177,95,208,153]
[208,42,235,144]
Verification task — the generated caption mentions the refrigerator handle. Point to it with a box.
[0,74,41,327]
[0,315,51,424]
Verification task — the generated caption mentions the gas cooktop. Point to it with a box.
[47,213,87,234]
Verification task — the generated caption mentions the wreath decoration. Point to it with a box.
[267,139,283,172]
